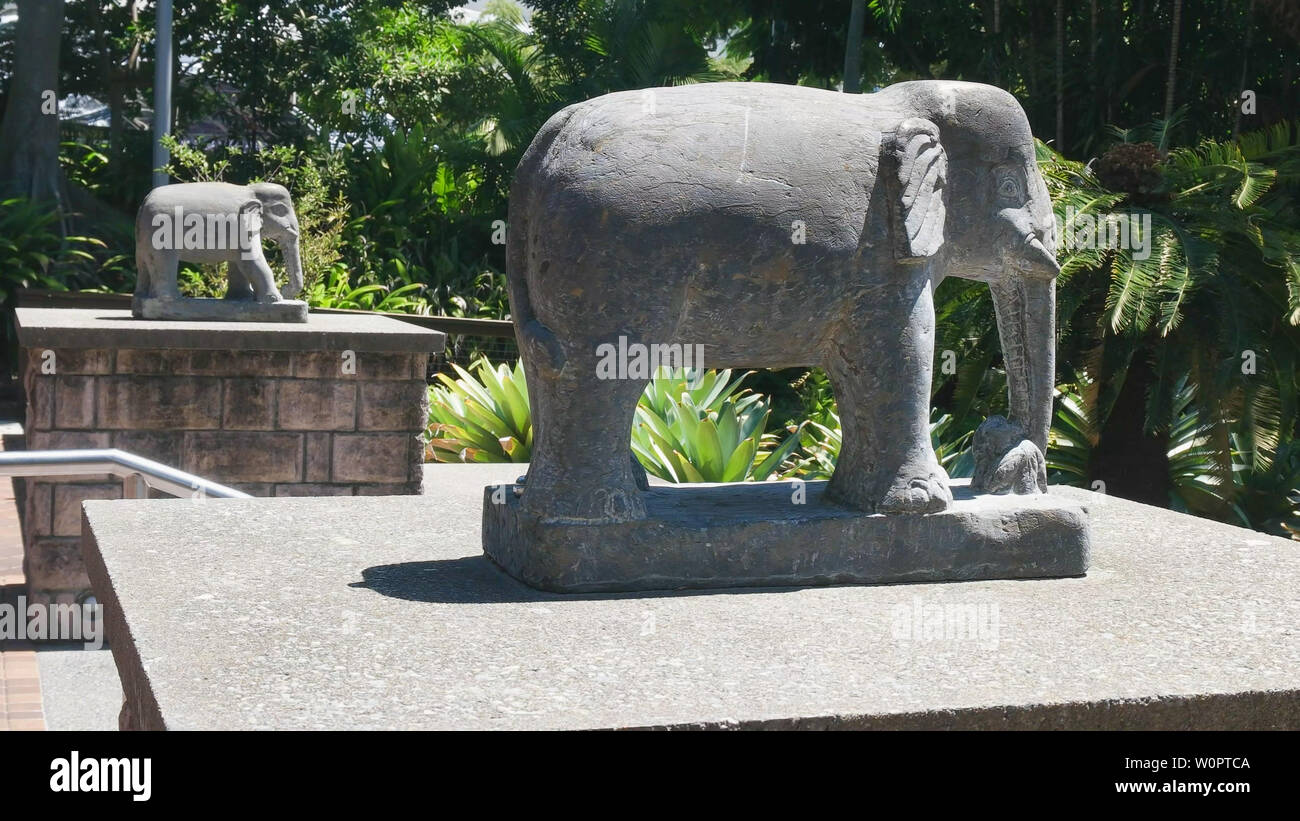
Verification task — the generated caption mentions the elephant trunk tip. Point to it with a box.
[1025,235,1061,278]
[281,238,304,300]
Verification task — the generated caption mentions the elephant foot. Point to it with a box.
[830,461,953,514]
[878,462,953,514]
[519,476,647,525]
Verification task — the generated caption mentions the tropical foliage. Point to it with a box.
[427,358,532,463]
[428,360,803,483]
[4,1,1300,536]
[632,368,801,483]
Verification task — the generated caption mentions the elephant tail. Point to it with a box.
[506,105,582,378]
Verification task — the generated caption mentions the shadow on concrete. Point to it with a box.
[349,556,809,604]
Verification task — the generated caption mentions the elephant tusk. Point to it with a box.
[1024,235,1061,278]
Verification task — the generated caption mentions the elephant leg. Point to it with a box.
[225,260,257,301]
[134,247,153,299]
[239,249,285,303]
[825,277,951,514]
[151,250,181,300]
[519,341,647,524]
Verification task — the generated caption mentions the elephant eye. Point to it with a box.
[997,176,1022,201]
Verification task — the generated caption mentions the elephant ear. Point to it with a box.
[238,200,263,250]
[885,118,947,260]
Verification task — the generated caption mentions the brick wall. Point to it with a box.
[20,346,429,599]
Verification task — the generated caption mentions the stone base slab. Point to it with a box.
[133,296,309,323]
[81,463,1300,730]
[482,479,1089,592]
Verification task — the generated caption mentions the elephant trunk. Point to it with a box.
[990,275,1055,455]
[281,235,303,299]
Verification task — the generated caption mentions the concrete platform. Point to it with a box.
[36,645,122,731]
[484,479,1089,592]
[15,306,442,352]
[83,464,1300,730]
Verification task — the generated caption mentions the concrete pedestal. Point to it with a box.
[82,463,1300,730]
[16,307,443,601]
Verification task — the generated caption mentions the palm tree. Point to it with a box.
[1036,121,1300,508]
[457,10,563,159]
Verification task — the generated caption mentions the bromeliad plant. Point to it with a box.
[777,406,975,481]
[427,359,532,463]
[427,359,802,482]
[632,368,801,483]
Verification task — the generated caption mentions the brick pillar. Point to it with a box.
[15,307,443,601]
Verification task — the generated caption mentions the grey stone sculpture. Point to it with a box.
[134,182,308,322]
[970,415,1049,494]
[508,80,1058,521]
[483,80,1088,592]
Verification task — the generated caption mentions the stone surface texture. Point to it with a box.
[970,415,1049,494]
[84,463,1300,731]
[484,479,1089,592]
[16,307,442,600]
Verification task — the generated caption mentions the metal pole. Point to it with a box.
[151,0,173,189]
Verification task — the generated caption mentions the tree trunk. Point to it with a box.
[1090,0,1098,62]
[842,0,866,93]
[0,0,67,204]
[1163,0,1183,120]
[1092,355,1171,507]
[1232,0,1257,141]
[1055,0,1065,149]
[989,0,1002,85]
[105,0,144,166]
[1026,2,1039,104]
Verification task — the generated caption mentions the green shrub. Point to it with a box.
[0,196,103,366]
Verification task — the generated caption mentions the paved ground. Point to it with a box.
[34,644,120,730]
[0,437,46,731]
[0,435,123,731]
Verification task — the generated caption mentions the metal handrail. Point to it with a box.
[0,448,251,499]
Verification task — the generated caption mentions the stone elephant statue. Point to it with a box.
[507,80,1060,524]
[134,181,303,313]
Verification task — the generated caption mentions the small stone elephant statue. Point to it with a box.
[970,415,1048,495]
[133,181,308,322]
